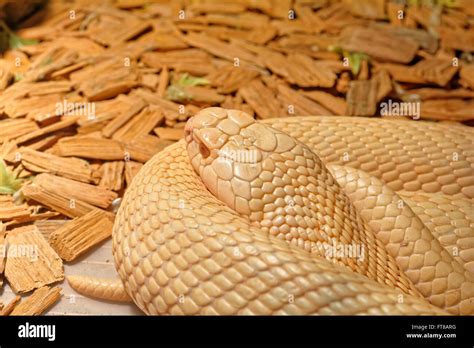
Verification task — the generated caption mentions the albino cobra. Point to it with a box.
[68,107,474,315]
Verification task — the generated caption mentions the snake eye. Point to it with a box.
[184,118,194,141]
[184,128,192,138]
[199,141,211,158]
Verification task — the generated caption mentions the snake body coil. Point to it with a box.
[69,108,474,315]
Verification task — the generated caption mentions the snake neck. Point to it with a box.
[228,137,421,298]
[244,140,364,254]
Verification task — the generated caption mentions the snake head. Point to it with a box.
[185,107,290,216]
[185,107,324,244]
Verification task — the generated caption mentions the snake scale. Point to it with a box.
[68,107,474,315]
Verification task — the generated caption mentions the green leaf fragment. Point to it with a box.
[14,73,23,82]
[329,46,369,75]
[166,73,209,101]
[407,0,457,7]
[9,34,38,50]
[166,85,190,102]
[0,20,38,52]
[328,45,343,54]
[0,159,23,195]
[346,52,369,75]
[176,73,210,87]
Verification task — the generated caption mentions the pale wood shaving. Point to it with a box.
[99,161,125,191]
[340,26,419,63]
[124,161,143,187]
[55,136,126,161]
[239,78,284,119]
[34,173,118,209]
[153,127,184,141]
[4,225,64,293]
[20,147,94,183]
[49,209,113,262]
[34,220,68,240]
[346,79,378,116]
[22,184,99,218]
[1,296,21,316]
[10,286,61,315]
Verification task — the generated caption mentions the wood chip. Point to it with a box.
[10,286,61,315]
[1,296,21,316]
[112,106,164,142]
[189,12,270,30]
[277,84,333,116]
[49,209,113,262]
[35,220,68,240]
[0,202,32,222]
[27,81,74,96]
[377,63,427,84]
[20,147,94,183]
[262,50,337,87]
[0,119,40,143]
[346,79,378,116]
[347,0,385,19]
[0,65,13,90]
[177,86,226,104]
[404,88,474,101]
[0,223,5,287]
[413,59,458,87]
[0,141,19,163]
[15,117,78,145]
[460,64,474,90]
[140,73,160,89]
[340,26,419,63]
[132,89,195,127]
[124,161,143,186]
[239,78,283,119]
[22,184,99,218]
[420,99,474,122]
[440,27,474,52]
[183,32,258,65]
[101,96,147,138]
[372,69,393,102]
[99,161,124,191]
[34,173,118,209]
[55,136,126,160]
[5,225,64,293]
[125,135,173,163]
[303,91,347,116]
[187,2,246,14]
[153,127,183,141]
[372,23,438,54]
[142,50,215,76]
[157,65,169,98]
[208,65,260,94]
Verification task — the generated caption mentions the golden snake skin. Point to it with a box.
[185,109,421,298]
[265,117,473,199]
[67,275,132,303]
[69,110,473,315]
[398,192,474,275]
[327,164,474,314]
[111,141,445,315]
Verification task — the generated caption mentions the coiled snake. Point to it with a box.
[68,107,474,315]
